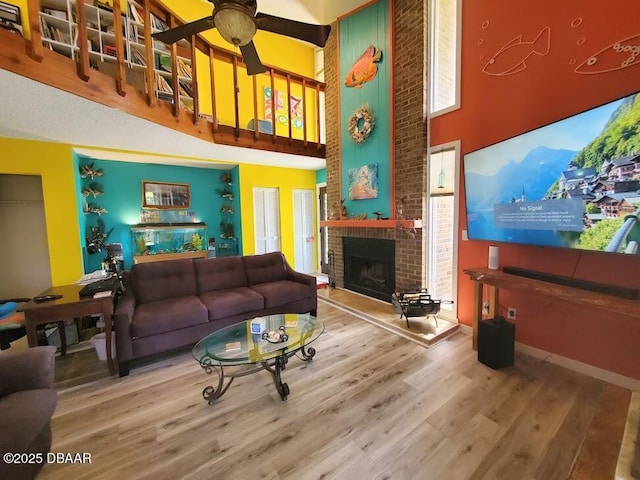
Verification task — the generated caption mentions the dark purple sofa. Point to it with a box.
[114,252,317,376]
[0,346,57,480]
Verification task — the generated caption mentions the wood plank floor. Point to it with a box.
[37,299,633,480]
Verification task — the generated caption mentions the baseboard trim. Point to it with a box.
[451,324,638,391]
[515,342,639,391]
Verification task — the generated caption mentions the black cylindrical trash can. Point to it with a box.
[478,316,515,369]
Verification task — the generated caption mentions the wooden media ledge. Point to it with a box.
[463,267,640,350]
[320,219,422,229]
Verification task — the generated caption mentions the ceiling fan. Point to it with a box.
[152,0,332,75]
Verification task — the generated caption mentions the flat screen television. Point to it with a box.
[463,91,640,255]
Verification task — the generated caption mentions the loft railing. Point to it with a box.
[11,0,325,158]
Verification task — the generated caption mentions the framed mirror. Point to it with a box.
[142,181,190,209]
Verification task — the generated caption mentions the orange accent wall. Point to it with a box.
[431,0,640,378]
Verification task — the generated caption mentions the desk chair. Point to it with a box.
[0,298,30,350]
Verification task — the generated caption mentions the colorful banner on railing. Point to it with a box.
[264,87,303,129]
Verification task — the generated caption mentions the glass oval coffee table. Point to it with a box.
[192,313,324,404]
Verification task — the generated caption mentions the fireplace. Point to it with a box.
[343,237,395,302]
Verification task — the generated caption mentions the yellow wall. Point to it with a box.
[0,136,319,282]
[13,0,29,37]
[238,164,316,266]
[0,137,83,285]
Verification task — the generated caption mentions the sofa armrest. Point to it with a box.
[283,259,315,289]
[114,292,136,363]
[0,346,56,397]
[115,290,136,322]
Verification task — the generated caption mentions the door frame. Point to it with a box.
[316,181,327,274]
[425,140,460,322]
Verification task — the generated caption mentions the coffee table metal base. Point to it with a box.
[199,344,317,403]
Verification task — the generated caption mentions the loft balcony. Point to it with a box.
[0,0,326,162]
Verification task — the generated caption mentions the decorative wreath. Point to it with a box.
[348,104,375,144]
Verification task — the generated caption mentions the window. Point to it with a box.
[426,146,458,318]
[429,0,461,114]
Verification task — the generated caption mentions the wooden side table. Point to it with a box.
[21,284,116,375]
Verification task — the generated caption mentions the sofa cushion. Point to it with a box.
[250,280,311,308]
[131,295,208,338]
[199,287,265,321]
[194,257,248,293]
[0,389,57,454]
[131,259,198,304]
[243,252,288,286]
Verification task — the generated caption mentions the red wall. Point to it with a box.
[431,0,640,378]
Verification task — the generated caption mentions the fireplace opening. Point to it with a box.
[343,237,395,302]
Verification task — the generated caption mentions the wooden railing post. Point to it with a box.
[302,78,308,146]
[232,55,240,138]
[252,73,258,141]
[26,0,43,61]
[269,68,276,143]
[209,48,218,134]
[286,73,292,144]
[189,38,199,124]
[316,83,322,150]
[142,0,156,106]
[112,0,127,96]
[168,17,179,117]
[75,0,89,81]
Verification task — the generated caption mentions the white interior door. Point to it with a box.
[293,188,315,273]
[253,187,281,254]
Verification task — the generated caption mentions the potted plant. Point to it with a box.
[86,219,113,254]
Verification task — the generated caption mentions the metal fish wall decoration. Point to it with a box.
[483,27,551,76]
[575,33,640,74]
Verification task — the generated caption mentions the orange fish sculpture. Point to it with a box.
[345,45,382,88]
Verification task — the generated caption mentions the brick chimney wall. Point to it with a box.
[324,0,428,294]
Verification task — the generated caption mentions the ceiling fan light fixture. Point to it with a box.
[213,5,257,46]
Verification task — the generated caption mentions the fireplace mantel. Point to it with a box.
[320,219,422,228]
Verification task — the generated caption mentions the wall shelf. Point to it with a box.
[320,219,422,229]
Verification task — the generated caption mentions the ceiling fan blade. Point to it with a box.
[152,16,215,44]
[255,13,331,47]
[240,41,267,75]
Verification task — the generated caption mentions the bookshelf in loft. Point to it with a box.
[150,12,193,111]
[34,0,199,116]
[38,0,146,70]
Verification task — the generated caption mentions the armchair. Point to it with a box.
[0,346,58,480]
